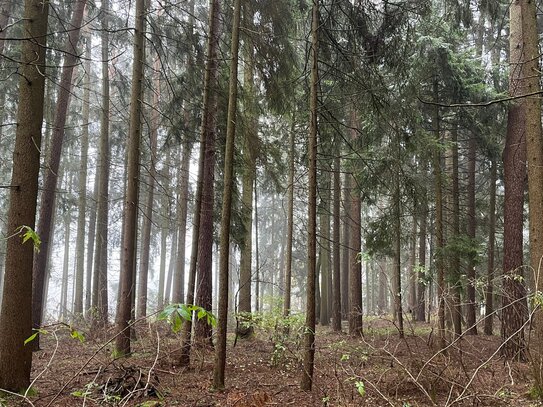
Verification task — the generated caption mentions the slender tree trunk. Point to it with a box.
[332,153,342,331]
[283,119,295,318]
[91,0,110,326]
[300,2,318,391]
[179,0,220,367]
[136,63,160,317]
[115,0,146,355]
[74,26,91,316]
[165,227,177,304]
[465,136,477,335]
[172,142,190,303]
[320,174,331,326]
[448,129,462,336]
[348,109,362,336]
[32,0,87,346]
[408,213,417,317]
[341,171,351,319]
[237,20,258,334]
[60,195,72,321]
[0,0,48,391]
[255,180,261,312]
[433,78,446,349]
[393,159,403,338]
[86,164,99,315]
[484,159,497,335]
[213,0,241,389]
[157,189,169,309]
[416,181,427,322]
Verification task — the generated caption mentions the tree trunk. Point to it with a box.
[164,226,177,304]
[32,0,87,347]
[179,0,220,367]
[60,190,72,321]
[283,118,295,318]
[416,180,427,322]
[348,109,362,336]
[86,161,99,315]
[393,159,403,338]
[341,171,351,319]
[300,2,318,392]
[514,0,543,389]
[91,0,111,326]
[484,159,497,335]
[136,60,159,317]
[74,24,91,316]
[0,0,48,391]
[331,153,342,331]
[465,135,477,335]
[157,188,169,309]
[319,174,331,327]
[115,0,146,356]
[172,142,190,304]
[448,129,462,336]
[433,78,446,349]
[213,0,241,389]
[237,21,258,335]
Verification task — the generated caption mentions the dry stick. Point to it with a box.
[82,366,102,407]
[46,312,159,407]
[26,329,61,398]
[418,89,543,108]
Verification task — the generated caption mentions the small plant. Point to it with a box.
[158,303,216,333]
[354,380,365,397]
[24,323,85,346]
[236,298,305,367]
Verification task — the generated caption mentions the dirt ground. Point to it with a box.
[4,317,542,406]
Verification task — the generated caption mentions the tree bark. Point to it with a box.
[300,1,318,391]
[348,109,362,336]
[283,118,295,318]
[74,23,91,317]
[433,78,446,349]
[331,153,342,331]
[465,135,477,335]
[179,0,220,367]
[136,62,160,317]
[115,0,146,355]
[32,0,87,347]
[0,0,48,391]
[213,0,241,389]
[237,20,258,334]
[91,0,111,326]
[484,159,496,335]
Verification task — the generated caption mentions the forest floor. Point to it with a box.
[4,316,541,406]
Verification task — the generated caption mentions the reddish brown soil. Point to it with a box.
[4,318,538,406]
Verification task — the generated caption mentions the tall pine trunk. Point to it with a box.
[300,2,318,391]
[92,0,111,326]
[74,24,91,316]
[0,0,48,391]
[213,0,241,389]
[32,0,87,346]
[179,0,220,367]
[115,0,146,355]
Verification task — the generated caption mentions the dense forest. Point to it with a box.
[0,0,542,405]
